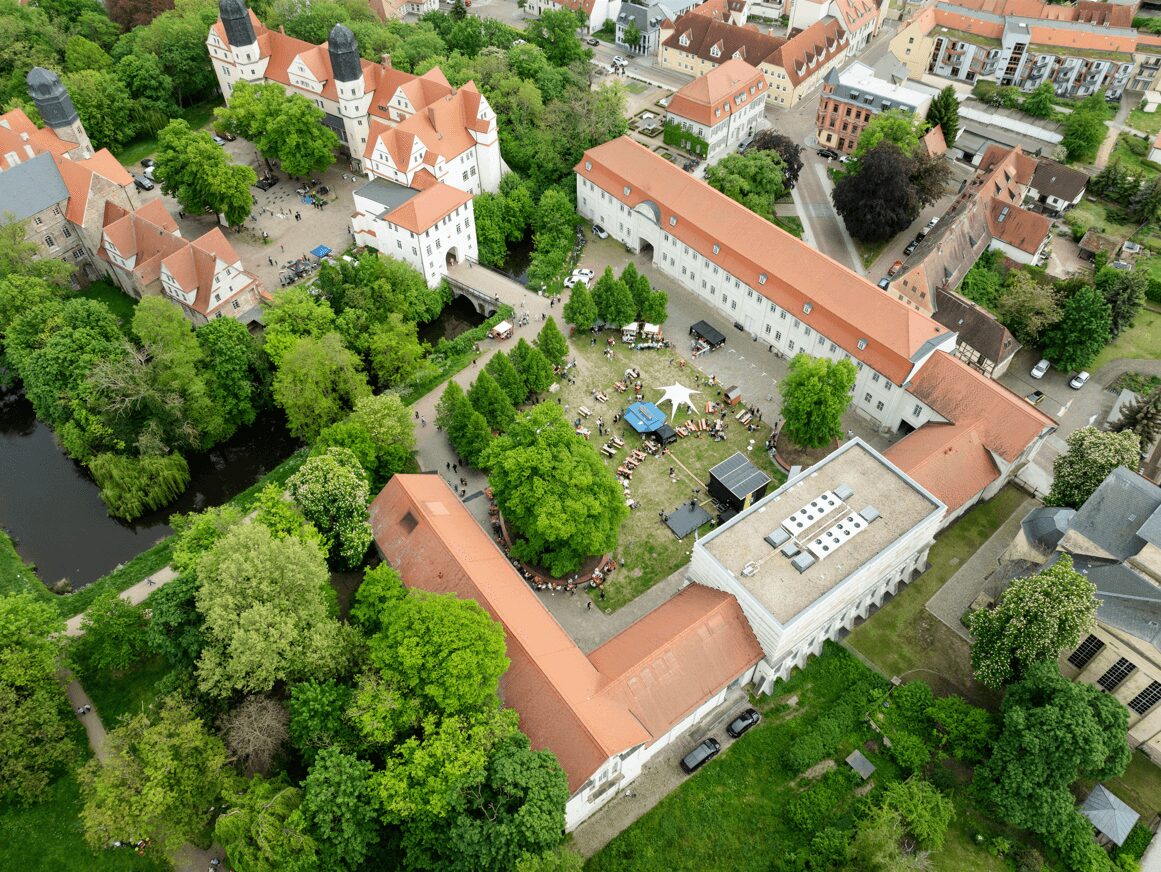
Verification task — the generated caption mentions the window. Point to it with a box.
[33,216,43,226]
[857,338,867,350]
[712,243,720,254]
[670,216,677,226]
[872,373,880,383]
[746,289,753,298]
[765,324,771,334]
[788,340,795,351]
[585,160,592,170]
[1130,681,1161,716]
[864,392,872,403]
[62,227,71,238]
[912,404,923,417]
[624,185,631,195]
[232,300,241,311]
[817,336,824,346]
[1068,635,1105,668]
[780,310,787,320]
[1098,658,1136,692]
[876,401,884,411]
[775,331,782,341]
[758,274,767,285]
[803,302,812,314]
[44,235,55,248]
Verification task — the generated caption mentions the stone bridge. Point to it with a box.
[445,260,536,316]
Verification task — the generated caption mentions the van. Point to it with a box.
[680,738,721,774]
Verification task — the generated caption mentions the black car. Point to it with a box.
[727,708,761,738]
[132,173,154,191]
[817,147,841,160]
[903,240,919,256]
[680,738,721,773]
[140,158,155,168]
[254,176,278,191]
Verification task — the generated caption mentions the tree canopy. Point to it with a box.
[154,118,256,226]
[215,80,339,177]
[751,130,803,187]
[926,86,959,147]
[272,333,371,442]
[779,354,857,449]
[1047,426,1141,509]
[833,142,925,243]
[705,150,788,222]
[288,446,374,567]
[1040,283,1111,372]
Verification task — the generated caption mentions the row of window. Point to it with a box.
[1069,635,1161,716]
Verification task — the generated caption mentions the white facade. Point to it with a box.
[527,0,623,31]
[666,85,766,163]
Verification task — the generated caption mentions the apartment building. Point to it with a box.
[787,0,881,54]
[665,58,768,162]
[815,60,931,154]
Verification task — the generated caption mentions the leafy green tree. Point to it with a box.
[70,591,149,675]
[79,697,229,857]
[215,776,318,872]
[1061,95,1111,163]
[623,18,641,47]
[589,267,636,327]
[851,107,927,162]
[262,286,337,367]
[1041,283,1111,371]
[61,68,134,150]
[215,81,339,176]
[981,662,1130,860]
[287,446,374,567]
[437,380,469,431]
[927,695,995,764]
[317,392,415,488]
[1113,388,1161,446]
[273,333,371,442]
[0,594,74,805]
[535,317,568,367]
[144,571,205,672]
[996,270,1060,344]
[751,130,804,187]
[512,339,554,396]
[958,255,1003,309]
[0,225,74,290]
[64,34,113,72]
[967,555,1097,689]
[525,8,587,66]
[1021,82,1057,119]
[1095,265,1146,338]
[881,779,955,851]
[154,119,257,226]
[196,316,266,438]
[485,403,628,575]
[468,369,516,433]
[169,503,244,574]
[89,452,192,521]
[705,150,787,222]
[115,53,179,130]
[847,805,911,872]
[779,354,858,449]
[194,524,352,698]
[1048,426,1141,509]
[833,142,921,242]
[301,748,380,870]
[113,0,222,105]
[287,679,361,765]
[486,349,529,406]
[926,86,960,147]
[473,192,512,266]
[562,284,597,331]
[450,401,494,468]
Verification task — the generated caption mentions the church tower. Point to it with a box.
[220,0,257,51]
[26,67,91,158]
[328,24,372,171]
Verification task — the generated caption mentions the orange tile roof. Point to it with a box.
[923,0,1138,54]
[135,197,179,234]
[578,137,949,383]
[832,0,879,34]
[370,475,764,794]
[381,182,471,235]
[987,199,1050,254]
[773,18,849,87]
[0,107,74,168]
[666,59,767,127]
[923,126,947,158]
[58,149,133,225]
[887,351,1054,509]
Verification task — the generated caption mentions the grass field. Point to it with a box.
[77,281,137,337]
[1128,107,1161,137]
[0,530,52,601]
[845,486,1028,706]
[554,337,784,611]
[1092,305,1161,370]
[78,655,173,731]
[856,237,890,272]
[113,101,220,168]
[1095,750,1161,819]
[587,644,1024,872]
[774,215,804,238]
[1110,133,1161,180]
[1067,197,1139,244]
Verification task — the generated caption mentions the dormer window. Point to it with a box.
[710,44,721,58]
[585,160,592,170]
[623,185,631,196]
[758,274,767,285]
[857,338,867,350]
[680,33,690,46]
[803,303,812,314]
[669,216,677,226]
[712,244,720,254]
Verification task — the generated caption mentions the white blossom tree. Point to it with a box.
[1048,426,1140,509]
[288,447,373,567]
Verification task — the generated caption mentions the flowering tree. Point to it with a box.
[1047,426,1141,509]
[966,555,1098,689]
[288,447,373,567]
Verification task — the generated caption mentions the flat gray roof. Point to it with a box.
[700,441,943,624]
[0,152,69,224]
[355,177,421,215]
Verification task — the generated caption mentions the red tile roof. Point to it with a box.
[919,0,1138,54]
[370,475,763,794]
[58,149,133,225]
[0,107,74,168]
[666,59,767,127]
[663,12,786,67]
[577,137,949,383]
[773,18,849,88]
[383,182,471,235]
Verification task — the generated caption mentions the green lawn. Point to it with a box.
[1067,197,1139,244]
[0,770,168,872]
[112,101,221,168]
[77,655,173,731]
[856,237,890,273]
[845,486,1028,706]
[1128,107,1161,137]
[1091,304,1161,370]
[1110,133,1161,180]
[77,281,137,337]
[1098,750,1161,819]
[774,215,804,238]
[624,81,650,95]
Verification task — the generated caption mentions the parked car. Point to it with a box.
[877,277,890,289]
[680,737,721,774]
[212,134,227,146]
[1025,389,1046,406]
[903,239,919,256]
[254,176,278,191]
[571,268,595,280]
[592,223,609,239]
[926,216,940,231]
[1070,371,1091,390]
[726,708,761,738]
[838,154,852,164]
[887,259,904,277]
[143,165,157,181]
[613,56,628,66]
[563,274,589,289]
[817,147,840,160]
[140,158,155,168]
[737,135,754,153]
[1030,358,1050,379]
[214,128,236,142]
[132,173,154,191]
[586,37,600,45]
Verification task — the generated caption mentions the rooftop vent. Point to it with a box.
[806,512,867,561]
[765,528,791,548]
[791,553,817,574]
[781,541,801,558]
[782,491,841,534]
[860,505,882,524]
[834,483,854,501]
[741,562,759,577]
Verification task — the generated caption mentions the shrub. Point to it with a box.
[888,732,931,773]
[787,769,855,831]
[810,826,851,867]
[1114,823,1154,862]
[1123,135,1149,157]
[1014,845,1045,872]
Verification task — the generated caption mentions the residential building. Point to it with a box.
[367,0,438,20]
[207,1,502,193]
[888,0,1147,99]
[99,200,264,323]
[0,69,139,288]
[786,0,882,54]
[370,474,765,831]
[524,0,623,31]
[350,177,477,286]
[1007,468,1161,764]
[665,58,768,162]
[615,0,702,58]
[576,136,1054,516]
[815,60,932,154]
[1026,158,1088,214]
[689,439,946,683]
[929,287,1020,378]
[661,11,849,106]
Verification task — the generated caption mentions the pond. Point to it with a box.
[417,294,486,346]
[0,383,299,589]
[498,234,533,286]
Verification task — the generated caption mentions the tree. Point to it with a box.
[1021,82,1057,119]
[981,662,1130,853]
[511,339,554,396]
[751,130,804,187]
[154,119,257,227]
[624,19,641,47]
[70,591,149,676]
[473,192,512,267]
[639,287,668,325]
[536,317,568,366]
[214,776,318,872]
[833,142,921,242]
[847,806,914,872]
[1041,283,1111,372]
[486,350,529,406]
[273,333,371,442]
[79,697,229,857]
[525,8,587,67]
[468,369,517,433]
[0,225,74,290]
[1095,265,1146,338]
[1113,388,1161,446]
[215,81,339,176]
[107,0,175,29]
[926,86,959,147]
[219,695,290,776]
[966,555,1097,689]
[705,151,787,222]
[89,452,192,521]
[65,34,113,73]
[881,779,955,851]
[779,354,858,449]
[851,107,927,162]
[196,316,265,439]
[194,524,352,698]
[61,69,134,150]
[0,594,74,805]
[450,401,494,468]
[144,571,205,672]
[301,748,380,870]
[927,695,995,765]
[1061,95,1111,163]
[484,403,628,575]
[287,446,374,567]
[346,392,415,485]
[996,270,1060,344]
[287,679,361,765]
[263,286,337,367]
[1047,426,1141,509]
[366,312,426,390]
[589,267,636,327]
[437,379,468,432]
[562,284,597,331]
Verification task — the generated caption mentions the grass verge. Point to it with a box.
[76,281,137,337]
[0,530,52,601]
[112,101,221,168]
[774,215,804,239]
[1092,305,1161,370]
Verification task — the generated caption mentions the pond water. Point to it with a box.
[498,234,533,286]
[417,294,486,346]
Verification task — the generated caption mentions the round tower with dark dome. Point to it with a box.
[219,0,256,50]
[26,67,92,157]
[328,23,362,84]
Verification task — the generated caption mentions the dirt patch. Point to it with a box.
[864,739,881,754]
[775,435,840,470]
[854,780,875,797]
[801,759,836,781]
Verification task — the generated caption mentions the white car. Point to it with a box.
[563,274,590,289]
[613,56,627,66]
[571,268,595,280]
[592,224,609,239]
[1031,359,1050,379]
[1070,371,1091,390]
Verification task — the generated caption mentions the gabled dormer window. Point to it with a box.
[758,274,767,285]
[803,303,812,314]
[585,160,592,171]
[712,244,720,254]
[669,216,677,226]
[680,32,690,46]
[710,43,721,58]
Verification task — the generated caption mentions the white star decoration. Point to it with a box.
[656,383,701,416]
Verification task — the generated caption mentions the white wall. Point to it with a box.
[352,194,478,287]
